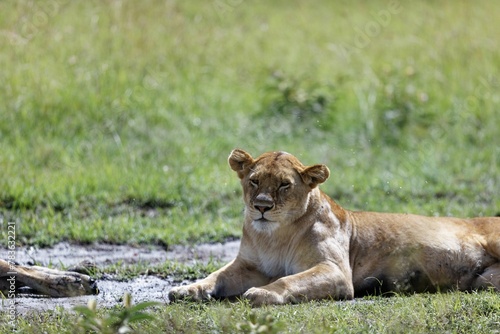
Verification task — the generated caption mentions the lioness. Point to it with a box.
[168,149,500,305]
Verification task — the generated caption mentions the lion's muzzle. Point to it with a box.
[254,193,275,213]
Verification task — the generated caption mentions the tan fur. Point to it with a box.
[168,149,500,305]
[0,259,97,297]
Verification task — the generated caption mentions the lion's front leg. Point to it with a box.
[168,259,269,302]
[243,262,353,306]
[0,259,98,297]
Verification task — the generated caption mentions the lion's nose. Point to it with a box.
[255,204,273,213]
[254,194,274,213]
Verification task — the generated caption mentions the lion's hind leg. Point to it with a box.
[484,233,500,260]
[472,229,500,291]
[473,263,500,291]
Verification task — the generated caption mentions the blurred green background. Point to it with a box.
[1,0,499,247]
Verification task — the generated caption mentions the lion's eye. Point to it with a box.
[279,182,291,190]
[249,179,259,188]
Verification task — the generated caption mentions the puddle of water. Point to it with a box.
[15,241,240,268]
[1,240,240,314]
[13,276,171,314]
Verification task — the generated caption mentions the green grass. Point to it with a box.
[92,258,226,282]
[1,0,499,332]
[2,291,499,333]
[1,0,499,247]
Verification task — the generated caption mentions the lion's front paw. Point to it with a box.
[243,287,285,306]
[168,282,215,302]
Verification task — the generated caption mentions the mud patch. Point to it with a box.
[2,240,240,314]
[14,241,240,268]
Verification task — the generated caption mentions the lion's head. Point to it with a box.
[228,149,330,233]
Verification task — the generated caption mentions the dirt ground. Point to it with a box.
[2,240,240,314]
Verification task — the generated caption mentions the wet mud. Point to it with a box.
[2,240,240,314]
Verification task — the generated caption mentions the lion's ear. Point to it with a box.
[228,149,254,179]
[301,164,330,188]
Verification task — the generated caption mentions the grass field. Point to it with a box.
[1,0,499,332]
[4,291,500,333]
